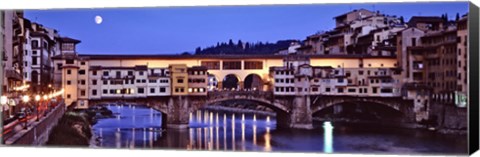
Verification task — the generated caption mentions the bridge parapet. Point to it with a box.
[207,91,274,102]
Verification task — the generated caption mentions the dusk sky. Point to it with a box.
[24,2,469,55]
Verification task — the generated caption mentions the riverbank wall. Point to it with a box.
[312,117,467,135]
[5,103,65,145]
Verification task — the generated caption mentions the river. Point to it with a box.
[92,105,467,155]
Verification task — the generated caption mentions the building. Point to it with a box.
[187,66,208,96]
[2,11,24,95]
[298,9,405,56]
[170,64,189,96]
[456,14,468,107]
[270,55,401,97]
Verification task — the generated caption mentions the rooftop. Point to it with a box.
[52,54,396,60]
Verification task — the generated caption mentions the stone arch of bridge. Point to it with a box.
[194,98,289,116]
[311,99,405,116]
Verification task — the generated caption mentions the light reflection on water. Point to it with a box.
[93,105,467,154]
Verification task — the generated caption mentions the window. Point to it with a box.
[103,89,108,94]
[92,90,97,96]
[223,61,242,70]
[92,80,97,85]
[175,88,185,93]
[24,61,28,67]
[150,88,155,93]
[80,80,86,85]
[78,70,86,75]
[160,79,169,83]
[80,90,86,96]
[67,94,71,99]
[159,87,166,93]
[380,88,393,93]
[312,88,318,92]
[57,63,62,70]
[177,79,184,83]
[372,87,378,93]
[67,80,71,85]
[337,88,344,93]
[244,61,263,69]
[326,88,331,92]
[32,40,39,48]
[348,88,356,93]
[66,59,74,64]
[80,61,85,65]
[138,88,145,94]
[32,57,38,65]
[337,78,344,83]
[128,71,133,76]
[149,79,157,83]
[358,70,364,75]
[67,70,72,75]
[92,71,97,75]
[201,61,220,70]
[139,71,144,75]
[110,89,115,94]
[103,80,108,85]
[103,71,109,76]
[411,38,416,47]
[413,61,423,70]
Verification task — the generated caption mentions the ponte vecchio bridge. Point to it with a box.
[53,54,416,129]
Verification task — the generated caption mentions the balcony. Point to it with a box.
[148,73,168,78]
[5,69,23,81]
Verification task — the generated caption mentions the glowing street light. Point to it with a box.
[22,95,30,103]
[43,95,48,101]
[35,95,41,121]
[35,95,41,102]
[0,96,7,106]
[21,95,30,129]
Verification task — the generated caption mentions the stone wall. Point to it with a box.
[430,102,467,131]
[5,102,66,145]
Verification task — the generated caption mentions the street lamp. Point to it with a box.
[22,95,30,129]
[35,95,41,121]
[22,95,30,103]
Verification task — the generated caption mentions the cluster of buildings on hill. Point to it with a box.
[1,9,469,125]
[277,9,469,105]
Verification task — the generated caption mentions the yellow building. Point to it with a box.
[169,64,189,96]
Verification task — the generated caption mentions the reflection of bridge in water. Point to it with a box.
[90,90,415,130]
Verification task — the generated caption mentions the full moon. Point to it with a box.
[95,15,103,24]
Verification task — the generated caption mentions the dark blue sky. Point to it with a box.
[25,2,469,55]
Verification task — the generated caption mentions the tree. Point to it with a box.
[456,13,460,21]
[195,47,201,54]
[228,39,234,46]
[399,16,404,24]
[181,52,191,55]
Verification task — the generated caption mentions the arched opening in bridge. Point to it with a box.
[244,74,263,91]
[313,102,405,123]
[223,74,239,90]
[190,99,289,129]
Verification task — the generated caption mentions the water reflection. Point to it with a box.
[93,105,467,154]
[323,121,334,153]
